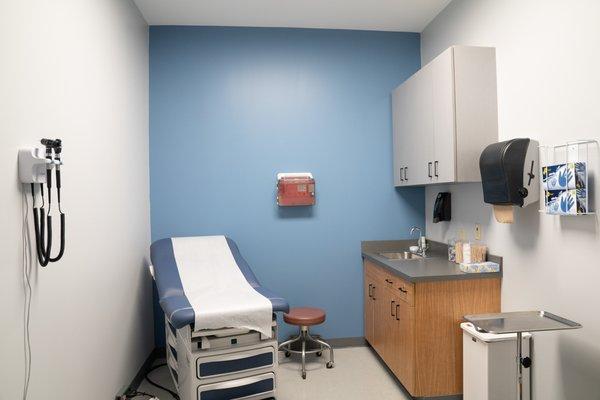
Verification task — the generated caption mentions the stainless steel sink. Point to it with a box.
[378,251,422,260]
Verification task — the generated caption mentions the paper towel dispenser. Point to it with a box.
[479,139,539,219]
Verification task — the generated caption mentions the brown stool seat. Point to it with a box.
[284,307,326,326]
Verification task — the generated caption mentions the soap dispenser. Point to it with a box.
[433,192,451,223]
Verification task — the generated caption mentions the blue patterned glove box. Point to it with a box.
[542,162,587,190]
[545,189,588,215]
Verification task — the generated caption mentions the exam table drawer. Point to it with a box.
[196,345,275,379]
[197,372,275,400]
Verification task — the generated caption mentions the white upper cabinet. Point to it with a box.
[392,46,498,187]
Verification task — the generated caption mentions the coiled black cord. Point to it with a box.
[31,184,51,267]
[144,363,180,400]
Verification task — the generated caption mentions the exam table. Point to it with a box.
[151,236,289,400]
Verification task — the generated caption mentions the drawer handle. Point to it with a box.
[400,168,404,181]
[372,286,376,300]
[428,162,432,178]
[395,304,400,321]
[391,300,396,316]
[385,278,394,284]
[368,283,372,298]
[404,167,408,181]
[434,160,439,177]
[399,287,408,294]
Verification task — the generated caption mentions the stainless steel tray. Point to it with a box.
[464,311,582,334]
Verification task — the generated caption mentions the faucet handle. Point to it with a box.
[410,226,423,236]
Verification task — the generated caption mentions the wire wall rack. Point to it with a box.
[538,139,598,216]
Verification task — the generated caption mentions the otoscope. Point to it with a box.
[31,138,66,266]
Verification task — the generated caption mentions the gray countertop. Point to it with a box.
[361,240,503,283]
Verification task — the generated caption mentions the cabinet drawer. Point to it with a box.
[365,260,414,306]
[387,275,414,306]
[365,260,384,280]
[365,260,394,282]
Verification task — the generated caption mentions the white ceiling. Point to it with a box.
[133,0,452,32]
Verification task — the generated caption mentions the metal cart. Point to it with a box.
[464,311,582,400]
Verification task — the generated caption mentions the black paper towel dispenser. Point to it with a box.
[479,138,539,208]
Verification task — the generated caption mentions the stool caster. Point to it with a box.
[326,361,334,369]
[316,351,322,357]
[302,371,306,379]
[285,351,291,357]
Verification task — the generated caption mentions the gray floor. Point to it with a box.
[137,346,411,400]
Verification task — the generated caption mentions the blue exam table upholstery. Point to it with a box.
[151,236,289,329]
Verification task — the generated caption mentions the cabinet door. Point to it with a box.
[363,271,375,344]
[392,86,405,186]
[392,79,414,186]
[430,48,456,183]
[407,66,434,185]
[382,289,398,367]
[393,300,416,394]
[393,68,433,186]
[371,281,383,355]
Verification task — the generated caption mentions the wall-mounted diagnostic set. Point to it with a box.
[19,139,66,266]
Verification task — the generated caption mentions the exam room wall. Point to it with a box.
[149,27,424,343]
[421,1,600,399]
[0,1,152,399]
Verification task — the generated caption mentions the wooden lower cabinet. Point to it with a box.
[391,295,415,393]
[364,270,375,344]
[363,260,500,397]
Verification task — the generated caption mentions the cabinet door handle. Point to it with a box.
[391,300,396,316]
[368,283,372,298]
[404,167,408,181]
[434,161,439,177]
[385,278,394,284]
[372,286,376,300]
[395,304,400,321]
[399,287,408,294]
[400,167,404,181]
[428,162,432,178]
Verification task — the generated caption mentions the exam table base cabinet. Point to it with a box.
[363,260,501,397]
[166,316,279,400]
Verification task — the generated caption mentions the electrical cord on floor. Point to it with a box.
[21,188,34,400]
[144,363,180,400]
[123,388,159,399]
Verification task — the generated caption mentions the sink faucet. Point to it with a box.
[410,226,428,257]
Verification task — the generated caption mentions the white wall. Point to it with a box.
[422,1,600,399]
[0,1,152,399]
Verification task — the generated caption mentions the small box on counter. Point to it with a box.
[459,262,500,274]
[542,162,587,190]
[545,189,588,215]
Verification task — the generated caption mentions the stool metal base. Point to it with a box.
[278,326,334,379]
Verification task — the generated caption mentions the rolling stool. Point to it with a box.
[278,307,334,379]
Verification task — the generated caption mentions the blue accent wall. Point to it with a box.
[150,26,424,344]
